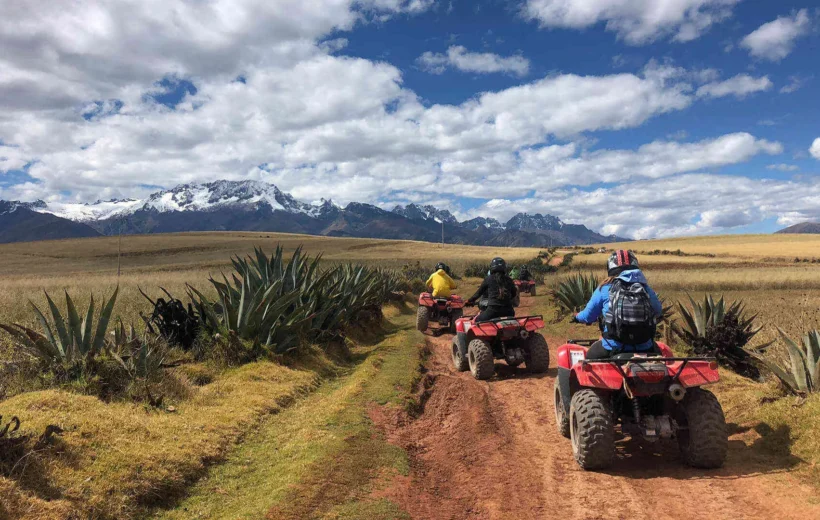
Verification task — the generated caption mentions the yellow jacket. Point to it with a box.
[426,269,457,298]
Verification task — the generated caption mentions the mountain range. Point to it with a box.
[775,222,820,234]
[0,180,628,246]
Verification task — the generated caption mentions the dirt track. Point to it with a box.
[375,298,820,520]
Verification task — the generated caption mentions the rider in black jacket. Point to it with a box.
[467,257,518,322]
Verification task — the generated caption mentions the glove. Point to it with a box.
[465,300,476,308]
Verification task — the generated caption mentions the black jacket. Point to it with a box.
[469,274,518,309]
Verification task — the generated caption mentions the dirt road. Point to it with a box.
[375,299,820,520]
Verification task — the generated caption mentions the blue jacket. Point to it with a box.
[575,269,662,351]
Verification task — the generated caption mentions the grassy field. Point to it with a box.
[3,231,820,518]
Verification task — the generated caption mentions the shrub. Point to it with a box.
[748,329,820,395]
[139,288,200,350]
[552,273,598,315]
[672,295,769,379]
[463,262,489,278]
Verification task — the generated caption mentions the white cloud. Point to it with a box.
[811,138,820,160]
[418,46,530,77]
[515,132,782,190]
[779,75,807,94]
[524,0,740,45]
[767,164,799,172]
[470,174,820,238]
[695,74,773,98]
[741,9,811,61]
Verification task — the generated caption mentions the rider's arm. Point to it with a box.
[575,287,604,324]
[425,273,435,289]
[443,272,457,290]
[467,278,488,303]
[645,284,663,317]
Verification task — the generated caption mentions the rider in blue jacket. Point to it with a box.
[574,250,662,359]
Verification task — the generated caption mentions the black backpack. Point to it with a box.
[603,279,656,345]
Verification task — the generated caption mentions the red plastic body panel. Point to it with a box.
[417,292,465,309]
[560,341,720,392]
[514,280,535,289]
[458,315,544,338]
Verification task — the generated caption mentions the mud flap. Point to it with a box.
[456,332,468,360]
[557,367,572,415]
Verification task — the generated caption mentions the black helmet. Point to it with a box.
[489,257,507,274]
[607,250,639,277]
[435,262,446,272]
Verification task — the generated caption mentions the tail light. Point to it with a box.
[709,361,719,371]
[629,363,668,383]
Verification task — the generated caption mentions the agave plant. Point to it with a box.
[106,320,167,381]
[0,289,118,368]
[552,273,599,315]
[672,294,768,379]
[748,329,820,395]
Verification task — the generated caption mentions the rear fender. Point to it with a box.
[418,293,434,306]
[571,363,624,391]
[673,361,721,387]
[448,295,465,310]
[557,344,589,369]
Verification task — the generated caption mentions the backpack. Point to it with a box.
[603,279,656,345]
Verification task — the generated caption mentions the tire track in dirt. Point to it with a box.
[375,298,820,520]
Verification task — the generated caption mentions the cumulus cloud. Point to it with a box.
[695,74,773,99]
[418,46,530,76]
[470,174,820,238]
[811,138,820,160]
[741,9,811,61]
[524,0,740,45]
[0,0,809,238]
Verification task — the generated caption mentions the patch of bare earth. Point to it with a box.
[372,299,820,520]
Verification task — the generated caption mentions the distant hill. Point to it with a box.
[1,181,629,246]
[0,201,101,244]
[776,223,820,234]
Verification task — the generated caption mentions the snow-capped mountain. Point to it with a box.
[392,203,459,225]
[35,180,341,222]
[461,216,505,231]
[3,180,628,245]
[505,213,564,231]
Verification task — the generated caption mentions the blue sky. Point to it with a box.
[0,0,819,238]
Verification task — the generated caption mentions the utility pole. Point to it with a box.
[117,218,123,280]
[441,220,444,244]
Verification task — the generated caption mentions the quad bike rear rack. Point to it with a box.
[582,356,717,385]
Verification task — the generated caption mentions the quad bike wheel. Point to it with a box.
[524,333,550,373]
[449,308,463,334]
[467,339,495,380]
[676,388,728,469]
[570,389,615,470]
[530,285,537,296]
[416,306,429,332]
[554,384,570,438]
[451,337,469,372]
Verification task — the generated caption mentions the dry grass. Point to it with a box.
[597,234,820,260]
[0,342,338,518]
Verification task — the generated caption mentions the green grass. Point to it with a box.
[155,310,422,520]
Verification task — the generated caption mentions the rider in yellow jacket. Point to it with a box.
[426,263,457,298]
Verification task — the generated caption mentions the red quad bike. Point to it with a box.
[416,293,466,334]
[553,338,728,471]
[451,312,549,380]
[514,279,537,296]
